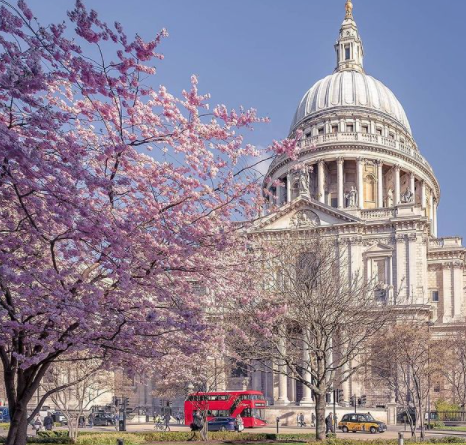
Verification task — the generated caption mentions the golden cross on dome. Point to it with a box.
[345,0,354,18]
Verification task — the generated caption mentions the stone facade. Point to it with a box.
[228,1,466,413]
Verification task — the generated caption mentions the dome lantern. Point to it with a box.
[335,0,364,73]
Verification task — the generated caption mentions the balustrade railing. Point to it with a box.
[360,208,396,220]
[268,131,434,173]
[429,237,463,249]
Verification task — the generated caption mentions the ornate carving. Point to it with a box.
[298,166,311,196]
[396,234,406,243]
[345,0,353,18]
[385,188,394,207]
[401,188,414,203]
[291,209,320,228]
[345,186,358,208]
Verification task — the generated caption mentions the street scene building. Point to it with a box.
[230,0,466,412]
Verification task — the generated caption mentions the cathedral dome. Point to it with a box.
[290,71,412,135]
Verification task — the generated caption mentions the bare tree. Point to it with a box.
[41,359,112,442]
[439,332,466,411]
[228,234,397,440]
[371,322,439,440]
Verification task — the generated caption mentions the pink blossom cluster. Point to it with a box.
[0,4,298,436]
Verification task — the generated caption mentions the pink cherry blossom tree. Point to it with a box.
[0,2,298,444]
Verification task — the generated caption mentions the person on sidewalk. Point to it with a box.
[325,413,333,435]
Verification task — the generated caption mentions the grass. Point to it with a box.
[433,427,466,432]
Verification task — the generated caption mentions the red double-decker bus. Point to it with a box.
[184,390,267,428]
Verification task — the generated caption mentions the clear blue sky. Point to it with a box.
[33,0,466,240]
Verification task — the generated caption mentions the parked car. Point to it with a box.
[52,411,67,425]
[0,407,10,423]
[92,413,115,426]
[207,416,237,432]
[338,413,387,434]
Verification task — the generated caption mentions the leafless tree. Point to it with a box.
[227,233,398,440]
[41,358,112,442]
[371,322,439,440]
[438,332,466,411]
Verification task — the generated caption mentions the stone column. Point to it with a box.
[288,378,296,404]
[433,199,438,237]
[318,160,325,203]
[252,362,262,391]
[452,263,464,320]
[286,173,292,203]
[429,192,435,235]
[377,161,383,208]
[408,234,419,303]
[396,235,406,301]
[421,181,427,209]
[277,338,289,405]
[300,336,313,406]
[410,172,415,200]
[394,165,401,205]
[357,158,364,209]
[337,158,344,209]
[442,264,453,322]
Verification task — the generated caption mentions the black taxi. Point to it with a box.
[338,413,387,434]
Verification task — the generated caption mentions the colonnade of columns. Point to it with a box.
[274,158,438,236]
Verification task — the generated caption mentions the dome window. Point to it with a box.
[318,127,324,135]
[376,128,383,136]
[362,125,369,134]
[345,44,351,60]
[346,123,354,133]
[332,125,338,134]
[389,132,395,140]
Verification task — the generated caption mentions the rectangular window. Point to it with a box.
[345,45,351,60]
[346,124,354,132]
[375,259,387,284]
[332,125,338,133]
[431,290,439,302]
[362,125,369,134]
[389,132,395,140]
[318,127,324,135]
[376,128,383,136]
[331,197,338,208]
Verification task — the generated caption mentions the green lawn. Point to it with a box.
[433,426,466,432]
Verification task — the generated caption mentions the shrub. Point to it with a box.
[37,431,69,438]
[76,433,145,445]
[427,437,466,444]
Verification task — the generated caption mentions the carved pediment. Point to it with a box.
[252,196,361,232]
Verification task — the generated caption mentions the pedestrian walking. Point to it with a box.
[311,412,316,427]
[33,416,43,432]
[88,413,94,428]
[298,412,305,427]
[235,414,244,432]
[43,413,53,431]
[325,413,333,435]
[164,411,171,430]
[114,413,119,431]
[189,410,205,441]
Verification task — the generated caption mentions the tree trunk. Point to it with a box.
[5,404,28,445]
[314,391,327,441]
